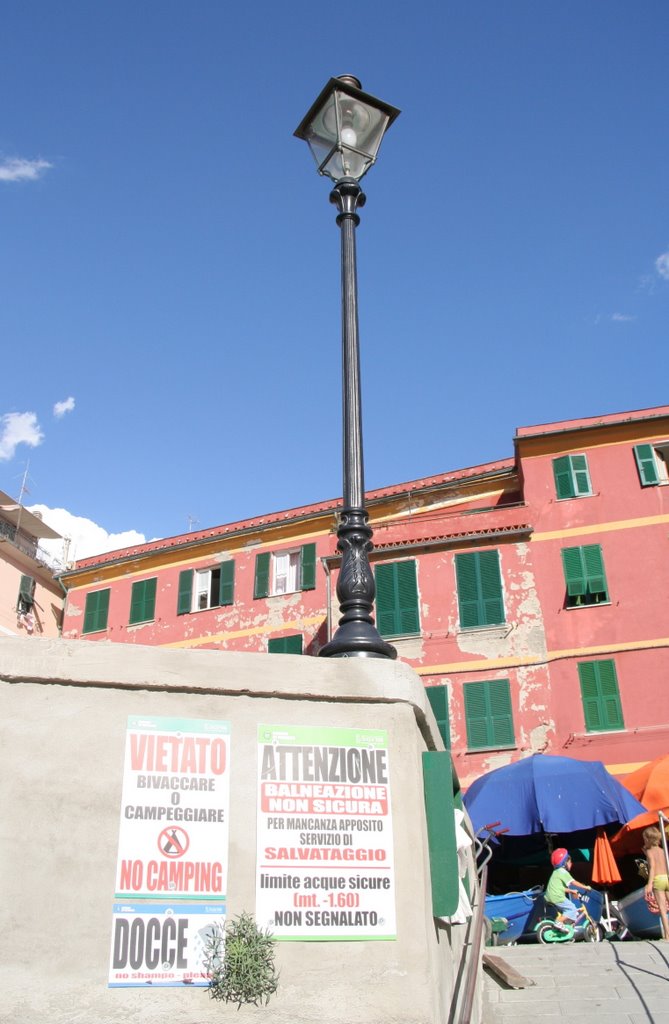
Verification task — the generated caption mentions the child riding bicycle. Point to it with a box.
[545,848,592,931]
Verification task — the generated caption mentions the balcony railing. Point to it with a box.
[0,517,39,560]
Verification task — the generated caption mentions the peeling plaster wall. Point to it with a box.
[62,534,332,654]
[58,412,669,787]
[517,428,669,770]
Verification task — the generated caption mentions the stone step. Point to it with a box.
[482,940,669,1024]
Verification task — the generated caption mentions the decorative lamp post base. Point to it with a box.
[319,507,397,660]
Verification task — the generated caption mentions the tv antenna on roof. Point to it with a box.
[186,514,199,533]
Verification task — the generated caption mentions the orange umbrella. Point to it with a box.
[610,808,669,855]
[610,755,669,856]
[592,829,621,885]
[621,755,669,808]
[592,829,622,933]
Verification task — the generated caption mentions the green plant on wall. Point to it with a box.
[204,912,279,1008]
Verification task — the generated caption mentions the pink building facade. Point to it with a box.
[0,492,63,640]
[60,406,669,786]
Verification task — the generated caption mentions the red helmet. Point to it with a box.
[551,848,570,868]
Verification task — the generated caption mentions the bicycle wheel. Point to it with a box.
[584,922,603,943]
[537,922,573,944]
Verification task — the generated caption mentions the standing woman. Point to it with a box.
[643,826,669,941]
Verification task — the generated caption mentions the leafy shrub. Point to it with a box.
[204,912,279,1008]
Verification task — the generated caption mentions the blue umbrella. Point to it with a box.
[464,754,646,836]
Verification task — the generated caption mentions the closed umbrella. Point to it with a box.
[592,829,621,885]
[592,828,621,930]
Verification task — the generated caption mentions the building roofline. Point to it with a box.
[322,521,533,563]
[59,458,517,578]
[515,404,669,442]
[0,492,62,540]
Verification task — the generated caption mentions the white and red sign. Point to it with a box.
[114,715,231,900]
[255,724,396,941]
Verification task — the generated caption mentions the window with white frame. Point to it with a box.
[177,561,235,615]
[272,550,301,595]
[194,566,221,610]
[634,443,669,486]
[253,544,316,599]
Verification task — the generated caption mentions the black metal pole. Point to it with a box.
[319,178,397,660]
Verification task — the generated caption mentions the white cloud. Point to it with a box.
[0,157,52,183]
[53,396,75,418]
[29,504,149,566]
[0,411,44,461]
[611,313,636,322]
[656,252,669,281]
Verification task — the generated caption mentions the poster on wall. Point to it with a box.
[108,901,225,987]
[114,715,231,901]
[255,724,396,941]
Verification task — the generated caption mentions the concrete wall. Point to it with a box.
[0,637,480,1024]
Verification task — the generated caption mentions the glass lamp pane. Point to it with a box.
[320,148,371,181]
[303,87,391,182]
[333,89,390,160]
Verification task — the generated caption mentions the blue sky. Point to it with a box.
[2,1,668,555]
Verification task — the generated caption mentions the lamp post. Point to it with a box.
[295,76,400,659]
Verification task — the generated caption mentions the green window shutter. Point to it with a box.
[17,574,36,610]
[426,685,451,748]
[455,551,504,628]
[300,543,316,591]
[597,660,624,730]
[464,679,514,750]
[396,560,420,634]
[145,577,157,620]
[562,547,587,597]
[374,561,420,637]
[578,660,624,732]
[634,444,659,486]
[83,588,110,634]
[97,588,110,631]
[479,550,504,625]
[82,594,95,634]
[219,560,235,606]
[570,454,592,496]
[254,553,270,599]
[464,682,491,749]
[553,456,575,499]
[268,634,303,654]
[129,578,156,624]
[129,582,142,624]
[487,678,515,747]
[578,661,602,730]
[455,553,481,628]
[582,544,608,598]
[375,563,397,636]
[177,570,193,615]
[554,455,591,498]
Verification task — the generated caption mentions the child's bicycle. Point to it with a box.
[534,894,602,944]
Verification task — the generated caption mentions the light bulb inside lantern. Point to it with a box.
[340,126,358,147]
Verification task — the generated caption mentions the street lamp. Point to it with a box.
[295,76,400,659]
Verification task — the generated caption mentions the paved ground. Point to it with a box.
[482,940,669,1024]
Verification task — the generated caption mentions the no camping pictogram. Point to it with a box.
[158,826,190,858]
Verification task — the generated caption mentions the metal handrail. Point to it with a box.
[455,860,487,1024]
